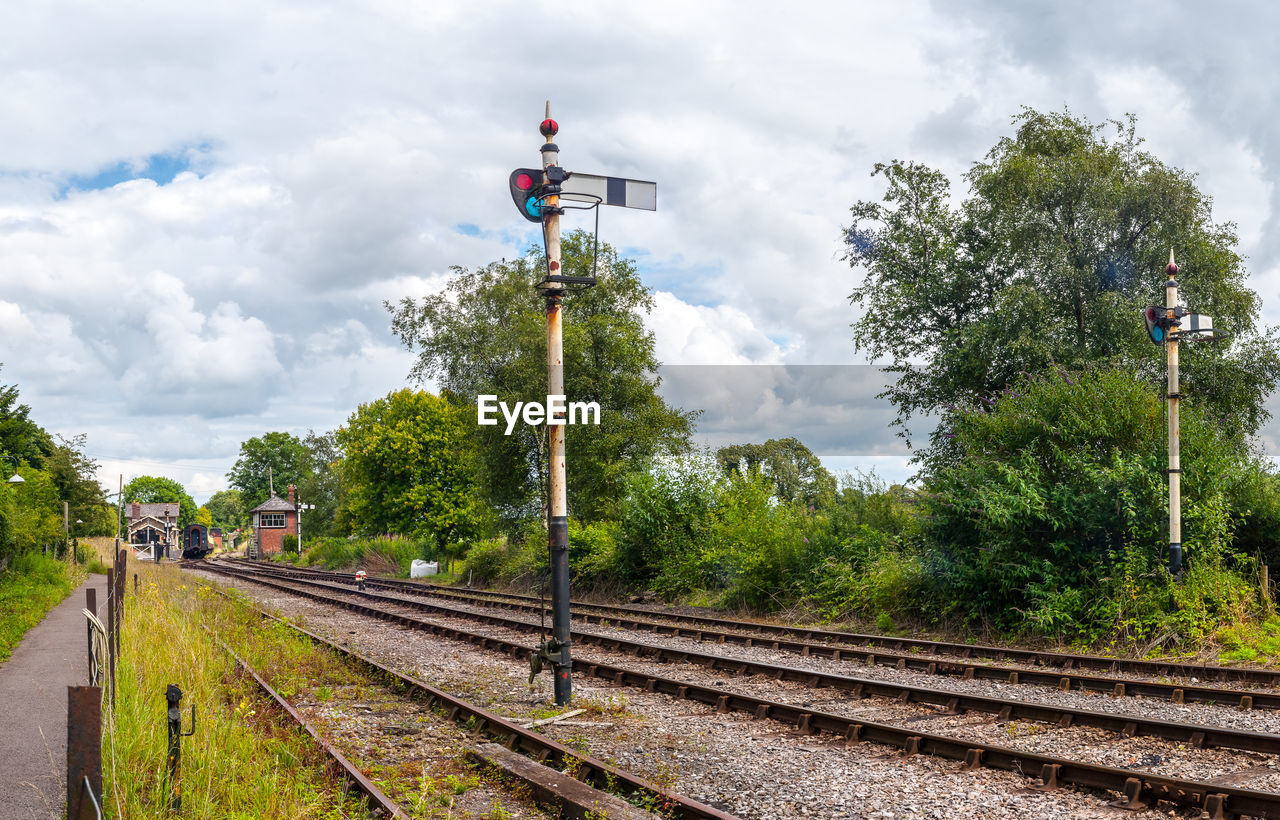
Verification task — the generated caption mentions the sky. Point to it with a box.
[3,1,1280,503]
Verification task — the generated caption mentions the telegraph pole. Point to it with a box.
[539,104,573,706]
[1165,251,1182,576]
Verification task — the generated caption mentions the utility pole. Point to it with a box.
[1165,251,1182,577]
[538,103,573,706]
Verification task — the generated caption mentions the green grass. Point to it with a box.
[1217,615,1280,663]
[0,551,84,663]
[106,564,374,818]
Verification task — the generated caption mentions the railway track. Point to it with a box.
[195,559,1280,819]
[232,559,1280,688]
[234,560,1280,712]
[199,575,738,820]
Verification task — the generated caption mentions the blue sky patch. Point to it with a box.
[63,146,210,195]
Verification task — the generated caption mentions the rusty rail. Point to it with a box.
[234,561,1280,712]
[200,562,1280,757]
[196,576,740,820]
[197,561,1280,819]
[213,637,412,819]
[242,560,1280,687]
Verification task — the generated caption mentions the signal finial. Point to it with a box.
[1166,248,1178,276]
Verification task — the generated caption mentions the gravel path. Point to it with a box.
[188,566,1216,819]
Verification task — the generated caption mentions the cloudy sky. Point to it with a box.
[2,1,1279,502]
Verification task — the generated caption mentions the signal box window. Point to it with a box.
[261,513,286,528]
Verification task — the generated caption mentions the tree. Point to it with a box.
[336,389,486,554]
[845,109,1280,445]
[122,475,196,527]
[921,366,1264,641]
[0,367,53,470]
[716,437,837,508]
[297,429,343,540]
[194,506,213,527]
[45,434,111,535]
[204,489,245,532]
[227,432,309,510]
[387,231,696,523]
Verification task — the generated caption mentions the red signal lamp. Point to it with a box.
[509,168,545,223]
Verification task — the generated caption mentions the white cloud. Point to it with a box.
[0,1,1278,496]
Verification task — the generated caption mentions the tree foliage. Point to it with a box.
[203,489,245,532]
[386,230,696,524]
[845,109,1280,443]
[336,389,486,556]
[297,429,344,540]
[921,366,1264,639]
[122,475,196,528]
[227,432,309,510]
[716,437,837,508]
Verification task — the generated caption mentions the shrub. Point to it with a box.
[920,365,1267,643]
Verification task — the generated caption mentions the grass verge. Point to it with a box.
[106,562,375,818]
[0,550,84,663]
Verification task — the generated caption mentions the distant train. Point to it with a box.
[182,524,213,559]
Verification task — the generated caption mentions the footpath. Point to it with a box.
[0,572,106,820]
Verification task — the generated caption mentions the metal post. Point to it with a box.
[66,686,102,820]
[1166,251,1182,577]
[165,684,195,811]
[539,103,573,706]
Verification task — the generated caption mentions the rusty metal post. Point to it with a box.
[66,686,102,820]
[1166,251,1183,577]
[538,103,573,706]
[166,684,195,811]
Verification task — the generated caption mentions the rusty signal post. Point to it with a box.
[513,103,656,705]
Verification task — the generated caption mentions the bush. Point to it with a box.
[281,534,298,554]
[299,535,431,576]
[920,365,1268,643]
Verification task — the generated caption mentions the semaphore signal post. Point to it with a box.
[1143,251,1223,579]
[510,102,657,705]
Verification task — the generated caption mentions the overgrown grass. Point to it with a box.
[299,535,433,576]
[106,563,374,818]
[0,550,83,662]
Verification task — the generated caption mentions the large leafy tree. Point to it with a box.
[845,109,1280,444]
[204,489,245,532]
[336,389,485,555]
[226,432,309,510]
[716,437,837,508]
[122,475,196,527]
[387,230,696,523]
[0,367,53,470]
[45,434,112,536]
[296,429,343,540]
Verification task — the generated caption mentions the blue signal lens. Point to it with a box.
[1153,326,1164,342]
[524,198,541,218]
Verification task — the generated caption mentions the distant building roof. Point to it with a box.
[249,494,296,513]
[124,503,180,521]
